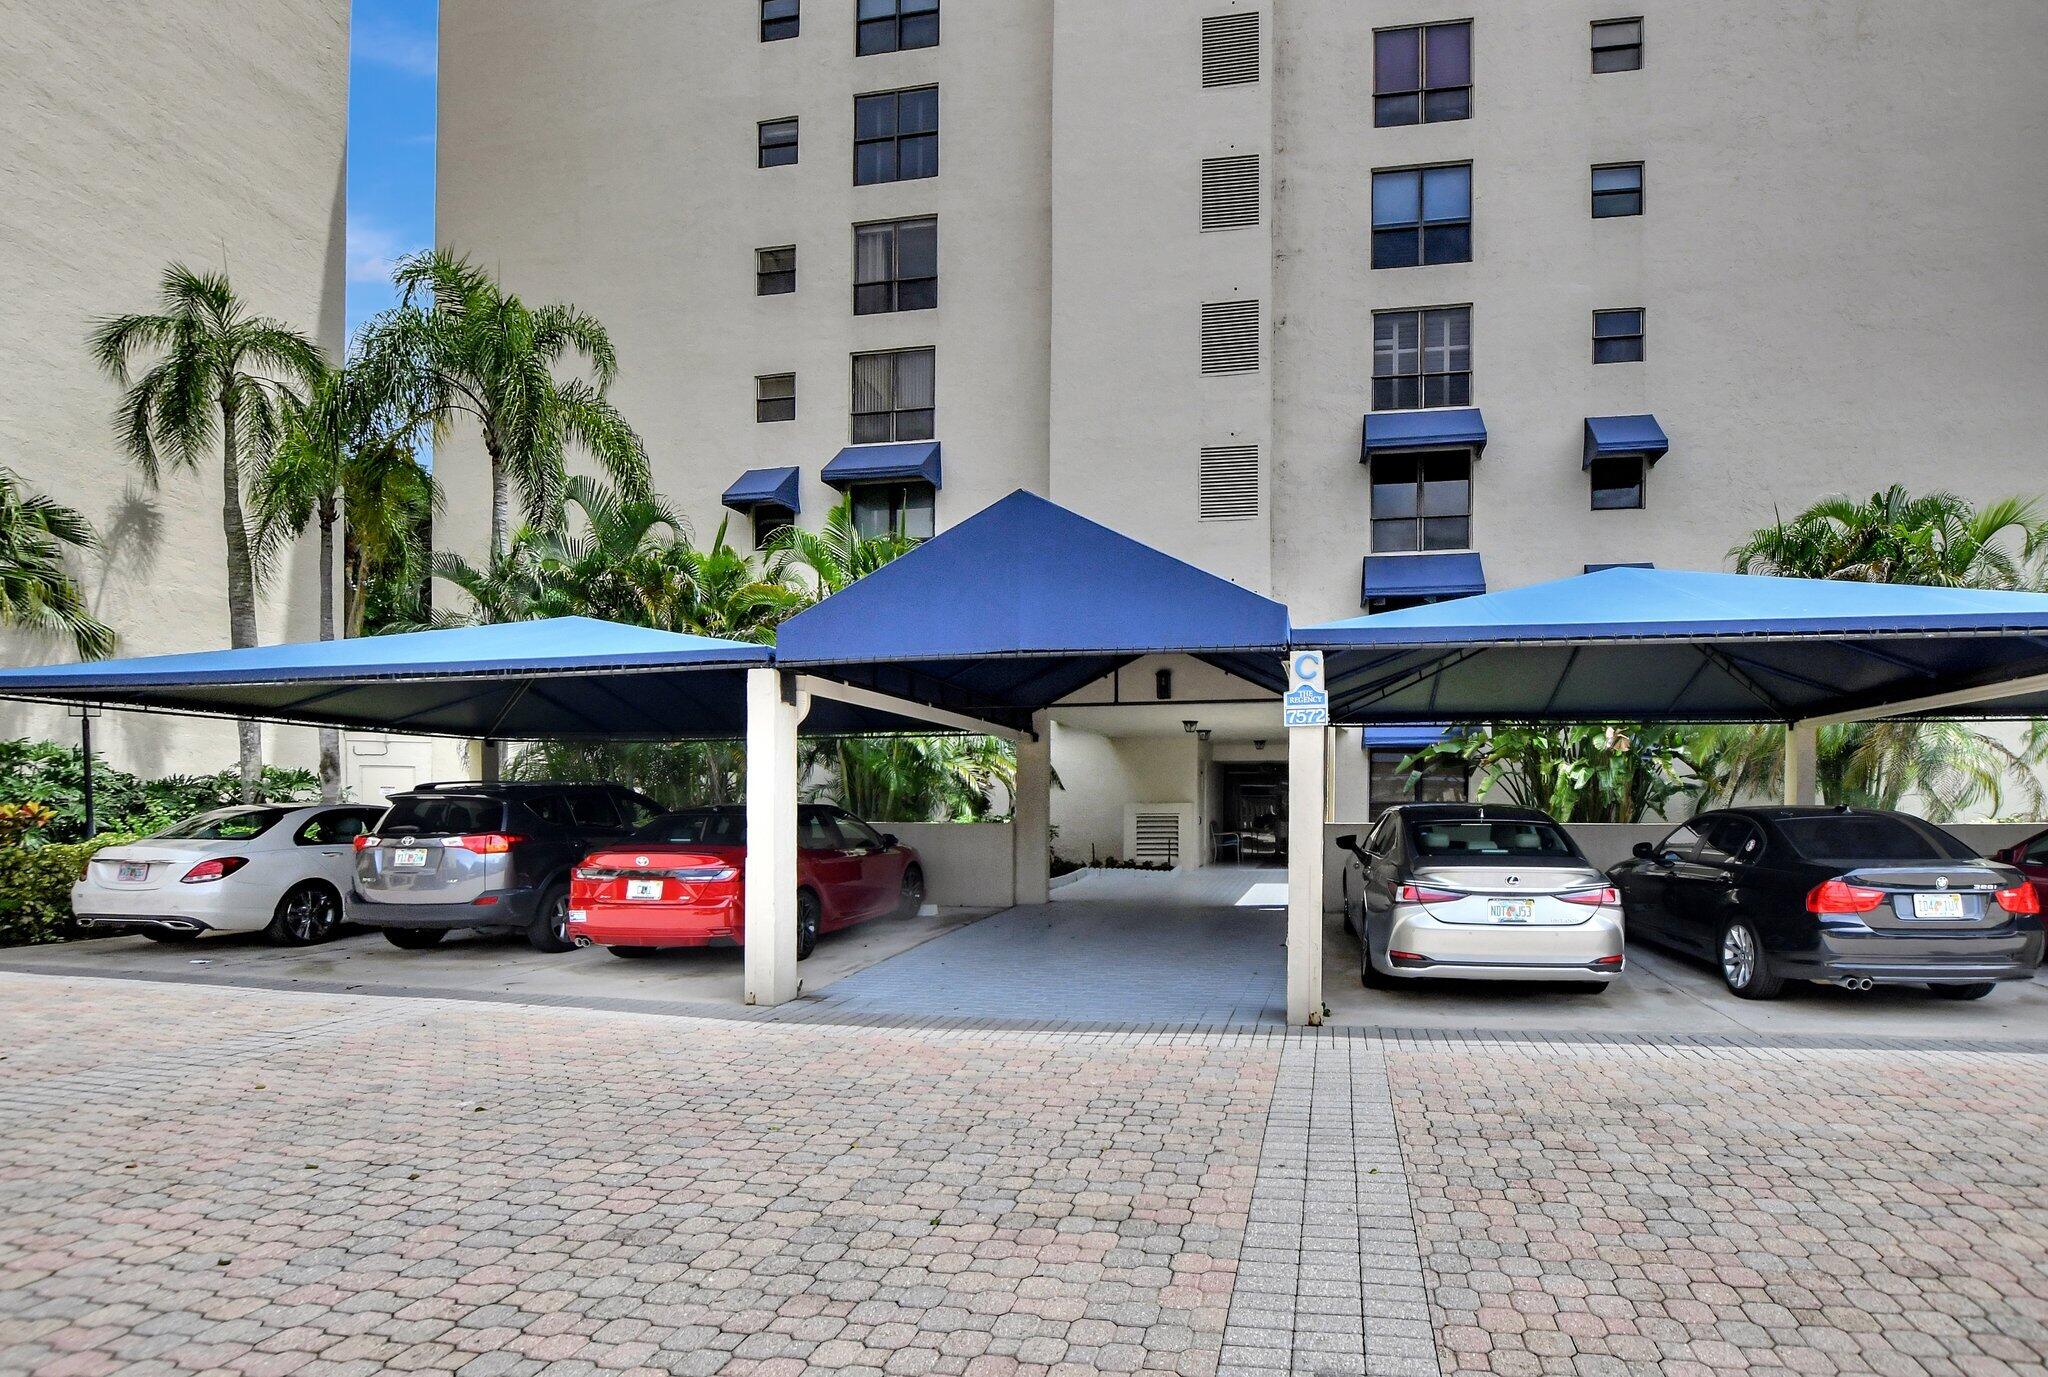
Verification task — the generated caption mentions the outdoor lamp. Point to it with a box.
[1183,719,1198,733]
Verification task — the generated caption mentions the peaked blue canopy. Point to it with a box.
[778,490,1292,728]
[0,617,914,740]
[1295,566,2048,724]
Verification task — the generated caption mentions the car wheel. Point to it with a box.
[383,928,447,950]
[141,928,201,945]
[1718,920,1784,1000]
[1360,939,1395,989]
[900,864,926,913]
[796,889,821,961]
[526,883,576,953]
[607,945,659,959]
[268,882,343,946]
[1929,981,1997,1001]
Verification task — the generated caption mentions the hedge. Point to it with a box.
[0,835,138,948]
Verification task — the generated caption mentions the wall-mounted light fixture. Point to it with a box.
[1182,719,1199,734]
[1197,728,1212,742]
[1252,739,1267,751]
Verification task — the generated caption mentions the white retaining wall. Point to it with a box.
[879,822,1017,908]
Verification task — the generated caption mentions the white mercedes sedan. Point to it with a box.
[72,804,384,945]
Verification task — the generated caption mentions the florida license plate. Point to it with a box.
[1489,899,1535,923]
[117,862,148,882]
[626,879,663,901]
[392,847,430,869]
[1912,892,1965,919]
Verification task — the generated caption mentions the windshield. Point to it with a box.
[635,811,746,846]
[152,808,286,841]
[378,795,505,836]
[1777,814,1977,865]
[1408,818,1581,862]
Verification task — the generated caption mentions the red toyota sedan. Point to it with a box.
[567,805,925,959]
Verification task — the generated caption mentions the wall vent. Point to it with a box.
[1201,155,1261,231]
[1126,806,1192,867]
[1199,445,1261,520]
[1200,299,1261,374]
[1201,12,1261,87]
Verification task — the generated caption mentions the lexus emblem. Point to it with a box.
[1936,876,1950,890]
[636,855,649,867]
[1506,875,1522,886]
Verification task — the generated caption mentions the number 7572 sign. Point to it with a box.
[1283,651,1330,728]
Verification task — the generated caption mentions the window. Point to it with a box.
[1367,752,1468,820]
[1200,154,1261,231]
[757,246,796,296]
[1409,818,1580,862]
[1589,455,1644,510]
[153,807,288,841]
[1371,165,1471,268]
[1591,162,1643,217]
[1372,307,1471,409]
[1592,308,1643,363]
[1591,18,1642,72]
[851,347,935,442]
[756,373,796,423]
[858,0,939,55]
[851,482,936,541]
[1695,817,1763,866]
[1201,11,1261,87]
[1200,299,1260,374]
[758,118,799,168]
[1374,21,1471,126]
[1198,444,1260,520]
[854,86,938,185]
[752,507,793,548]
[799,807,846,850]
[762,0,799,41]
[1777,814,1976,865]
[294,809,379,845]
[854,217,937,314]
[1370,452,1471,551]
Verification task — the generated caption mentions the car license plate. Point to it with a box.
[626,879,663,901]
[117,862,148,882]
[1912,892,1965,919]
[392,847,430,869]
[1489,899,1535,923]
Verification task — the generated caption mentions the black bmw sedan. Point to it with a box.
[1609,806,2044,1000]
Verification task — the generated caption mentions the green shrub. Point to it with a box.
[0,834,138,947]
[0,738,319,844]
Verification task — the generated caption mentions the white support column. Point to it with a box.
[745,667,805,1006]
[478,739,502,782]
[1286,724,1328,1026]
[1011,713,1052,907]
[1785,720,1820,806]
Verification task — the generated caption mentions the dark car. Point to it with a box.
[352,781,665,951]
[1989,827,2048,910]
[1609,806,2044,1000]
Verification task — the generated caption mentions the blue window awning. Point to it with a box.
[1583,414,1669,467]
[722,466,801,514]
[1361,408,1488,459]
[1362,552,1486,603]
[1363,724,1450,750]
[821,441,942,489]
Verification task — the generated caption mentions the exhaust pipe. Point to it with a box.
[1840,976,1874,992]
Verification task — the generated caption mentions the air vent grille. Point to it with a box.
[1132,812,1184,865]
[1198,446,1260,520]
[1201,155,1260,231]
[1201,12,1261,87]
[1200,299,1261,374]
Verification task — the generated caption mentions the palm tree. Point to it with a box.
[0,466,115,659]
[91,265,324,797]
[356,249,648,561]
[766,497,919,601]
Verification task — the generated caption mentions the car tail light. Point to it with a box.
[181,857,250,884]
[1807,877,1887,915]
[674,866,739,883]
[1592,954,1625,968]
[1395,883,1462,904]
[573,866,608,882]
[449,833,522,855]
[353,834,377,851]
[1388,950,1431,965]
[1560,885,1621,908]
[1994,882,2041,915]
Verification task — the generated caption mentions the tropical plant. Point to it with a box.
[507,739,746,808]
[90,265,325,798]
[767,496,919,601]
[0,736,319,844]
[805,734,1018,823]
[356,249,648,561]
[1731,485,2048,589]
[1684,720,2045,822]
[0,466,114,658]
[1,834,141,948]
[1405,723,1693,824]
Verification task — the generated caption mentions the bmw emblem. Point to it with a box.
[1936,876,1950,890]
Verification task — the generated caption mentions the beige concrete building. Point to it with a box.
[436,0,2048,856]
[0,0,351,777]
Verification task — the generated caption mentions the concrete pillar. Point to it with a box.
[1785,721,1820,805]
[1286,724,1329,1026]
[478,739,502,781]
[745,667,804,1006]
[1012,713,1052,906]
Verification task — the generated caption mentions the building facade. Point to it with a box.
[437,0,2048,856]
[0,0,350,777]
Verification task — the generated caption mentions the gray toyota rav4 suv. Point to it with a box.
[353,782,664,951]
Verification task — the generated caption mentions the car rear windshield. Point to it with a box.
[151,808,287,841]
[1408,818,1581,862]
[636,811,746,846]
[1777,814,1977,865]
[378,795,506,836]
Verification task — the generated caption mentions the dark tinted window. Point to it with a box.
[1371,451,1471,552]
[615,791,665,830]
[757,246,796,295]
[1695,817,1761,865]
[762,0,799,41]
[858,0,938,56]
[1590,454,1644,510]
[854,87,938,186]
[638,811,746,846]
[2022,834,2048,865]
[1371,164,1471,269]
[759,118,799,168]
[568,792,622,829]
[1407,818,1580,861]
[379,796,505,835]
[1374,21,1471,127]
[523,795,577,829]
[1592,308,1644,363]
[855,217,938,314]
[154,807,289,841]
[1652,820,1704,859]
[295,809,379,845]
[1777,814,1976,864]
[799,808,845,850]
[836,813,889,849]
[1592,163,1643,218]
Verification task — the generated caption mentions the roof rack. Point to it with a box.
[410,779,614,792]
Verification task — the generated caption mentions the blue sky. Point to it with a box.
[346,0,438,341]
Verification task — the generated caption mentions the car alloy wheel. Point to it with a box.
[272,882,341,945]
[526,884,577,953]
[901,865,926,911]
[1718,919,1783,999]
[796,890,821,960]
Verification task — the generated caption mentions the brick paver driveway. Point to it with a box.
[2,972,2045,1377]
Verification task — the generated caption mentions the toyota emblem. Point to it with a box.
[636,855,649,867]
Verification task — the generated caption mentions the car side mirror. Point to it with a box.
[882,833,899,848]
[1631,841,1655,859]
[1334,833,1358,854]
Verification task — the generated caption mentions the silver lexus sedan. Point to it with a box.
[1338,804,1625,990]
